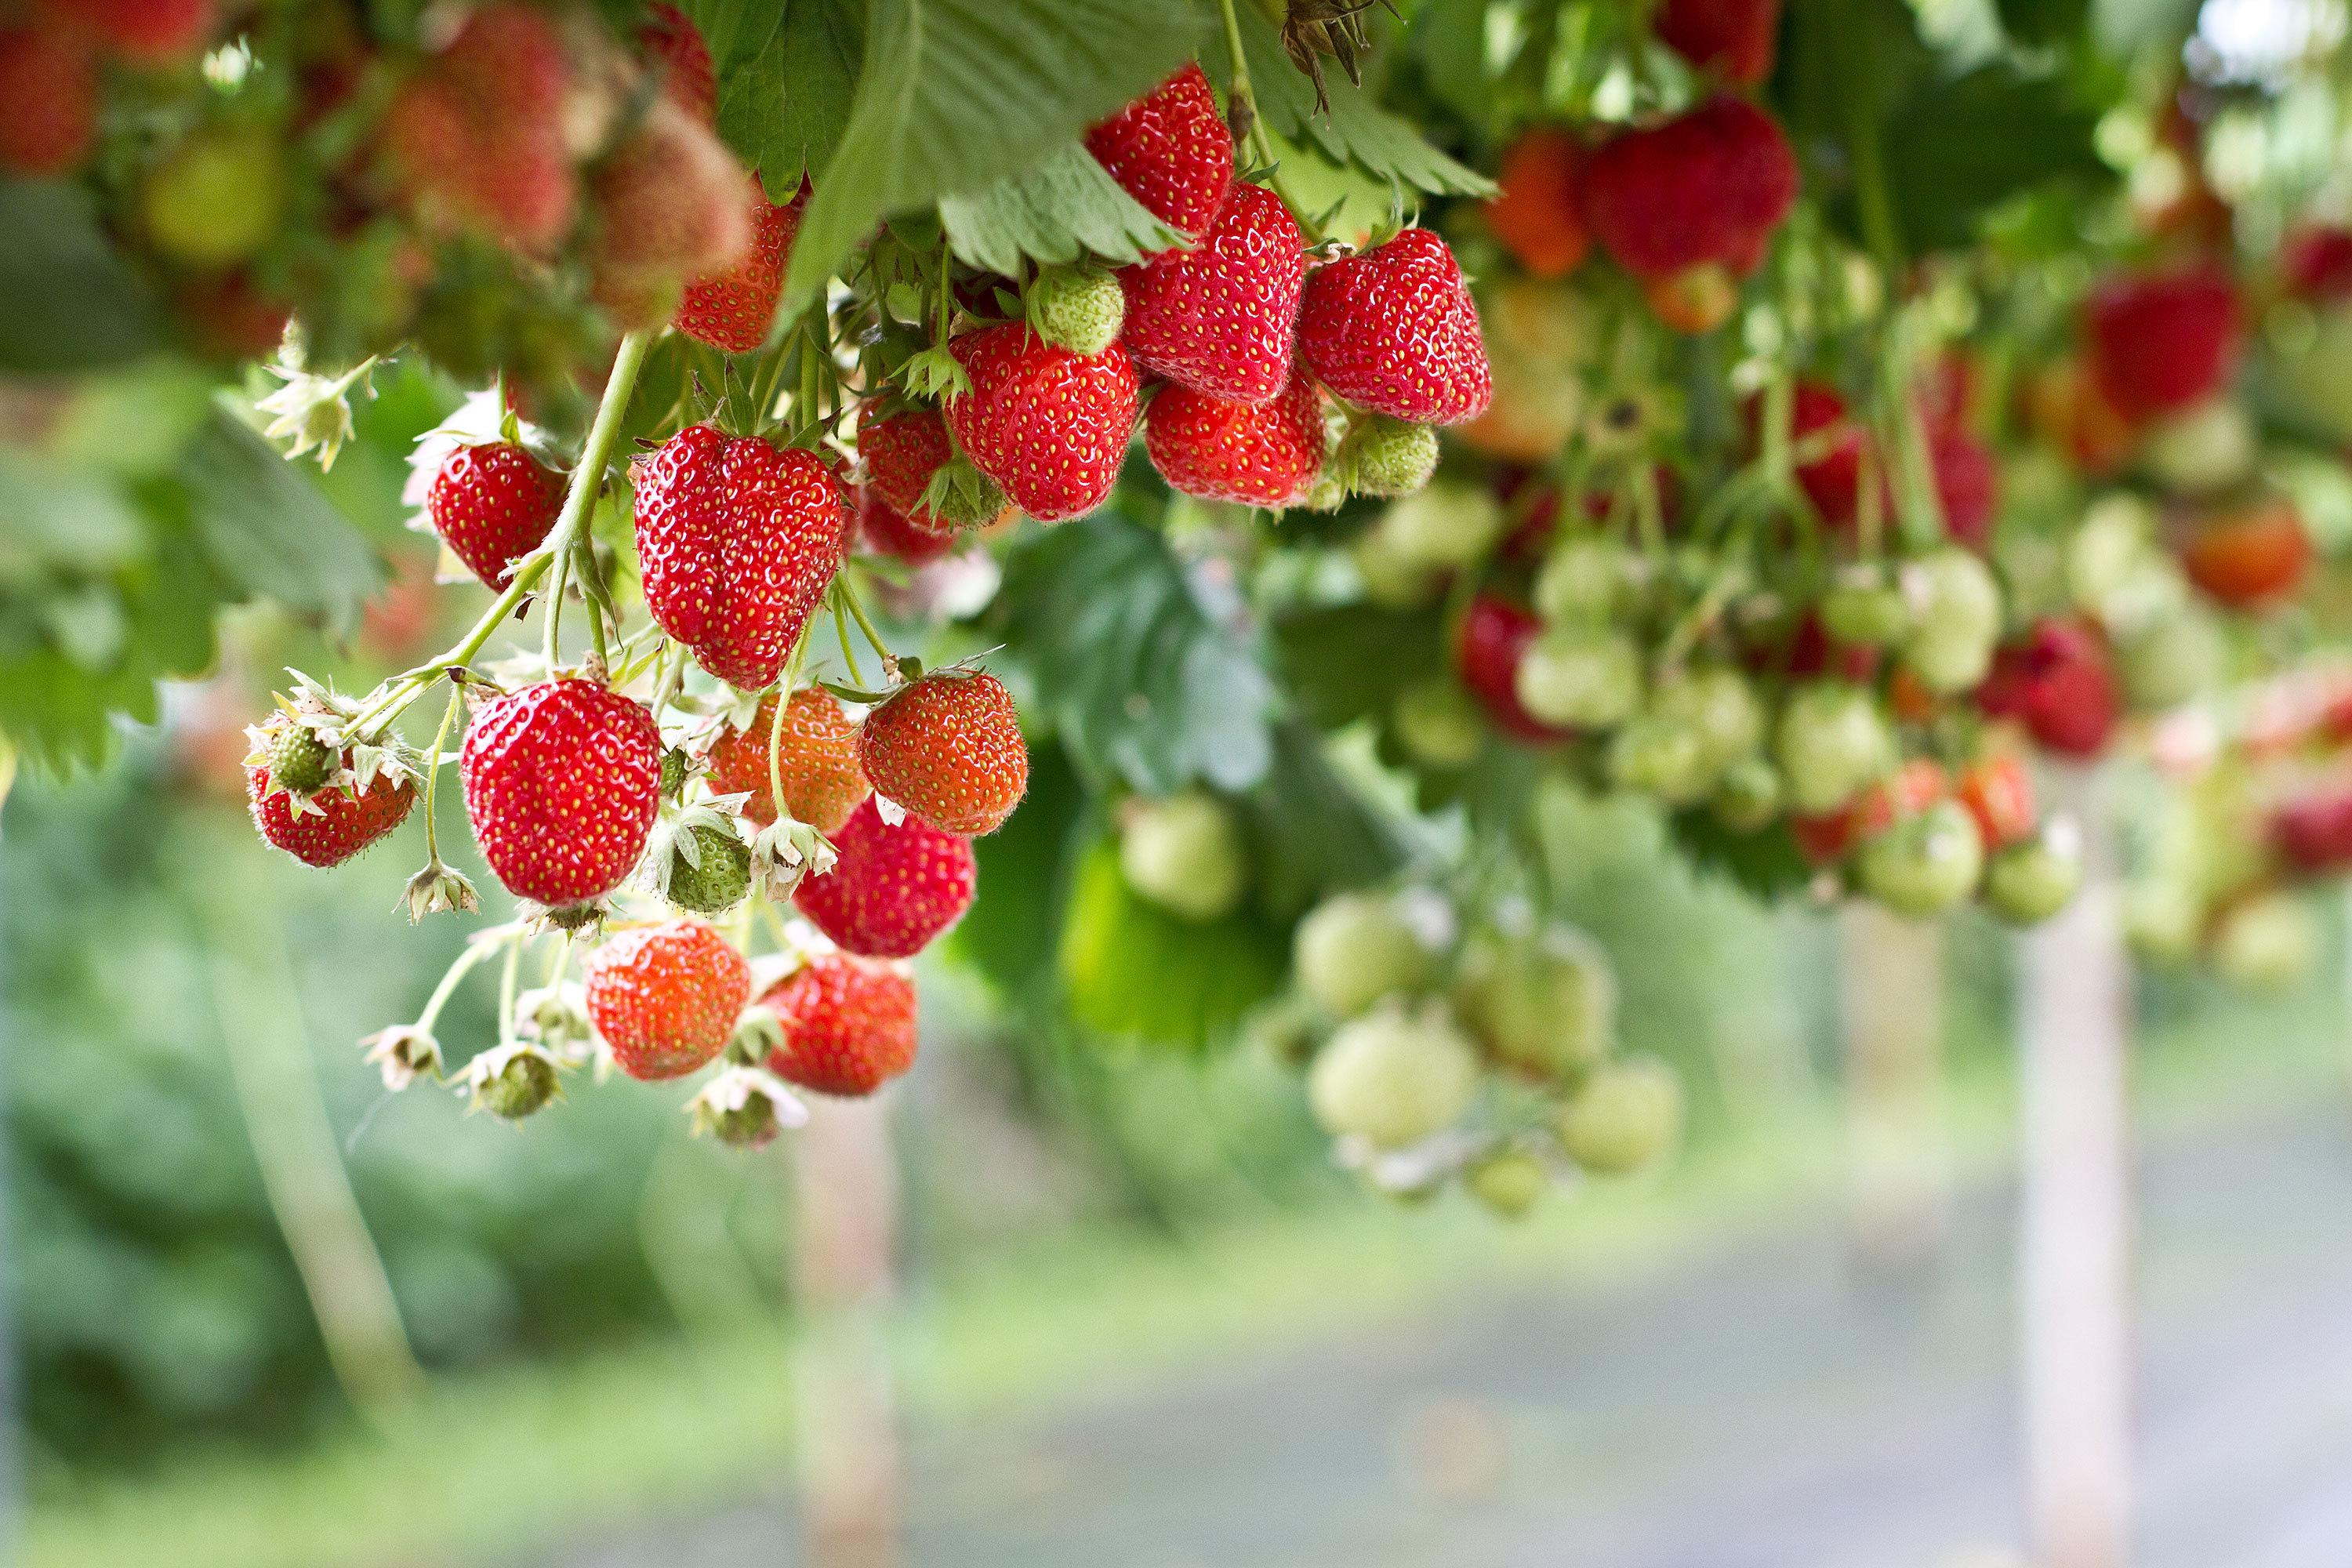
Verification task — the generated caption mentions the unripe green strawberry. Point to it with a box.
[144,123,286,266]
[1608,713,1711,804]
[1120,790,1247,921]
[2140,396,2255,496]
[474,1048,559,1121]
[1555,1055,1682,1174]
[1294,891,1432,1018]
[2118,608,2224,712]
[659,747,690,801]
[1350,525,1443,608]
[1820,581,1911,648]
[1650,665,1763,779]
[1857,799,1984,918]
[1307,1004,1479,1149]
[2066,494,2157,615]
[1377,482,1504,570]
[1775,681,1893,813]
[1515,626,1641,729]
[2124,878,2202,965]
[1026,267,1125,356]
[1340,416,1439,499]
[2212,893,2319,991]
[268,724,335,795]
[1535,536,1632,626]
[1712,756,1784,832]
[1465,1149,1548,1219]
[1985,826,2082,925]
[1392,678,1486,768]
[1454,929,1613,1081]
[1901,548,2002,695]
[666,823,752,915]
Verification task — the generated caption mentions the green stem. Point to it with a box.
[1838,1,1903,280]
[1214,0,1320,238]
[834,572,894,676]
[765,673,791,829]
[414,924,527,1036]
[833,594,865,688]
[420,685,462,867]
[496,931,523,1048]
[343,331,655,741]
[575,532,609,670]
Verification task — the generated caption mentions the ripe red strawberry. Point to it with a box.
[1653,0,1781,85]
[2082,266,2240,423]
[856,486,956,565]
[2282,224,2352,303]
[703,688,869,833]
[856,405,961,536]
[637,2,717,125]
[677,177,808,354]
[793,795,978,958]
[1976,621,2119,759]
[2272,788,2352,872]
[1583,97,1798,286]
[1456,594,1573,744]
[1118,182,1307,405]
[1484,129,1591,279]
[461,678,662,907]
[248,755,416,869]
[632,424,848,688]
[759,952,919,1097]
[40,0,215,60]
[1298,228,1492,425]
[0,25,94,176]
[2181,496,2310,607]
[1956,753,2037,851]
[1083,62,1234,244]
[945,324,1140,522]
[1145,365,1327,505]
[1929,425,1998,551]
[590,100,751,328]
[426,440,564,591]
[857,670,1028,835]
[382,2,575,247]
[585,918,749,1080]
[1772,380,1865,525]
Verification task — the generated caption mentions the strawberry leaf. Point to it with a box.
[1055,836,1285,1051]
[706,0,866,199]
[939,144,1190,274]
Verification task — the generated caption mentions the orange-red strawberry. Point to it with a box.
[1083,62,1234,244]
[703,688,869,833]
[426,440,564,591]
[248,747,416,869]
[677,176,808,354]
[857,670,1028,836]
[461,678,662,908]
[856,405,959,535]
[2083,266,2240,424]
[632,424,848,689]
[1975,621,2118,759]
[945,325,1140,522]
[2182,496,2310,607]
[0,24,94,176]
[793,795,978,958]
[1144,365,1327,506]
[1117,182,1307,405]
[1788,758,1945,866]
[40,0,215,60]
[856,485,956,565]
[1653,0,1780,85]
[1484,129,1591,279]
[382,2,574,246]
[759,951,918,1097]
[1955,753,2036,851]
[589,99,751,329]
[637,1,717,125]
[1298,228,1492,426]
[585,917,749,1081]
[1583,97,1798,296]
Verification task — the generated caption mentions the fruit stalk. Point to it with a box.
[1214,0,1318,239]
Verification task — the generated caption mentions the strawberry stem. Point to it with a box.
[419,684,462,868]
[1214,0,1320,241]
[833,571,895,679]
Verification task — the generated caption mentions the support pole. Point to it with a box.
[1838,901,1951,1272]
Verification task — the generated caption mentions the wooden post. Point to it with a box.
[2018,763,2131,1568]
[1838,901,1952,1272]
[789,1093,903,1568]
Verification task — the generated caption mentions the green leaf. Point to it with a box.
[0,179,162,372]
[992,507,1277,797]
[176,408,381,634]
[1665,806,1813,902]
[1056,837,1286,1051]
[1240,721,1409,919]
[1996,0,2089,45]
[1880,65,2108,252]
[948,740,1087,998]
[1412,0,1496,131]
[1208,3,1496,198]
[713,0,866,199]
[782,0,1211,316]
[940,143,1189,274]
[1271,602,1445,728]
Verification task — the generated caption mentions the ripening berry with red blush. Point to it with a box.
[2082,266,2241,424]
[1484,129,1591,279]
[1582,98,1798,328]
[1455,594,1575,744]
[585,919,750,1082]
[1144,366,1327,506]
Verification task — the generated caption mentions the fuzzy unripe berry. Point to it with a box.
[2118,608,2224,712]
[1341,417,1439,499]
[1857,799,1984,918]
[666,823,752,915]
[1901,548,2002,695]
[1534,536,1631,625]
[1650,666,1764,779]
[144,124,287,266]
[1985,825,2082,926]
[1454,929,1614,1082]
[1307,1004,1479,1149]
[1377,482,1504,570]
[475,1051,558,1121]
[1775,681,1893,814]
[1294,891,1432,1018]
[268,724,335,794]
[1027,267,1125,356]
[1712,757,1784,833]
[2212,893,2320,991]
[1515,626,1641,729]
[1392,678,1486,768]
[1820,582,1911,648]
[1555,1055,1683,1174]
[2140,396,2256,496]
[1120,790,1247,921]
[1465,1149,1548,1219]
[1608,713,1711,804]
[2066,493,2157,615]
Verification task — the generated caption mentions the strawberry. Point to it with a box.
[1455,594,1575,744]
[2082,266,2240,423]
[145,119,285,265]
[759,952,919,1097]
[638,2,717,125]
[1083,62,1234,244]
[1789,757,1943,866]
[857,405,962,536]
[1976,621,2119,759]
[1955,753,2037,851]
[41,0,215,60]
[2272,788,2352,873]
[631,424,848,689]
[1118,182,1307,405]
[1929,425,1998,551]
[857,670,1028,835]
[589,100,752,329]
[1026,267,1125,358]
[793,795,978,958]
[855,485,957,566]
[0,24,94,176]
[461,678,663,908]
[382,2,575,247]
[1484,128,1591,279]
[584,918,750,1081]
[2181,496,2310,607]
[2281,224,2352,303]
[676,177,808,354]
[1144,365,1327,506]
[1298,227,1492,426]
[945,324,1140,522]
[1582,97,1798,299]
[426,440,564,591]
[248,750,416,869]
[1653,0,1781,85]
[1779,380,1866,525]
[702,688,869,833]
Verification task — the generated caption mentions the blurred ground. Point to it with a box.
[544,1107,2352,1568]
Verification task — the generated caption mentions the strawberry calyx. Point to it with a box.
[685,1062,808,1148]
